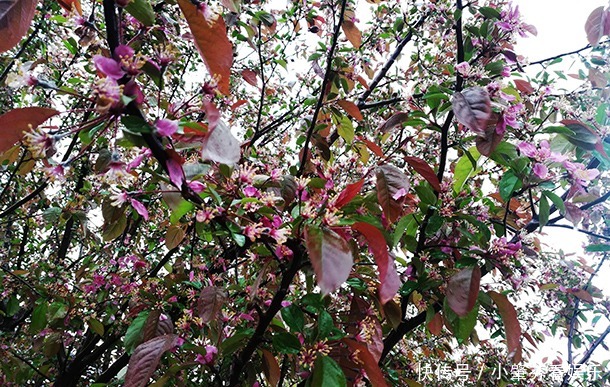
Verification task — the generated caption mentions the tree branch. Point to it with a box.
[297,0,349,177]
[229,241,303,386]
[357,12,429,108]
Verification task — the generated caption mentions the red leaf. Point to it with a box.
[362,138,384,157]
[375,164,410,224]
[427,312,443,336]
[261,349,280,387]
[305,225,353,295]
[201,121,241,166]
[197,286,228,324]
[241,69,258,86]
[342,20,361,49]
[342,339,388,387]
[351,222,399,304]
[452,87,491,136]
[337,99,363,121]
[165,149,185,187]
[178,0,233,95]
[124,334,178,387]
[513,79,534,95]
[379,112,409,133]
[56,0,82,15]
[567,288,594,304]
[585,6,606,46]
[0,0,38,54]
[488,291,522,363]
[446,266,481,317]
[404,156,441,192]
[334,179,364,209]
[0,107,59,154]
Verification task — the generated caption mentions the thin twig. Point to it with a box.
[297,0,349,177]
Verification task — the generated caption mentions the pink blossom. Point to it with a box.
[156,119,179,137]
[455,61,470,77]
[93,55,125,80]
[532,163,548,179]
[243,185,259,198]
[130,198,149,220]
[188,180,205,193]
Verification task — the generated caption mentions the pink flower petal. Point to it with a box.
[156,119,179,137]
[93,55,125,80]
[532,163,548,179]
[130,198,149,220]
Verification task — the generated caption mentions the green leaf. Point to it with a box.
[337,115,355,144]
[538,195,550,229]
[542,126,575,136]
[453,147,480,193]
[479,6,501,19]
[542,191,565,215]
[221,330,253,355]
[281,305,305,332]
[414,183,437,206]
[87,318,105,336]
[586,244,610,252]
[124,311,149,355]
[318,310,334,339]
[443,298,478,343]
[125,0,155,26]
[170,200,195,224]
[30,302,48,333]
[310,356,347,387]
[499,171,521,201]
[272,332,302,354]
[122,115,152,134]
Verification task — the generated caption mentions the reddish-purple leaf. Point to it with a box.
[261,349,280,387]
[124,334,178,387]
[0,107,59,154]
[178,0,233,95]
[488,291,522,363]
[446,266,481,317]
[351,222,399,304]
[201,121,241,166]
[452,87,491,136]
[427,312,443,336]
[585,6,606,46]
[513,79,534,95]
[378,112,409,133]
[334,179,364,209]
[564,202,584,226]
[304,225,353,295]
[241,69,258,86]
[197,286,228,324]
[0,0,38,54]
[475,130,504,157]
[404,156,441,192]
[375,164,410,224]
[56,0,82,15]
[165,225,185,250]
[337,99,363,121]
[567,288,594,304]
[362,138,384,157]
[342,20,361,49]
[342,339,389,387]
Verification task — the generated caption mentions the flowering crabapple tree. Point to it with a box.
[1,0,610,385]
